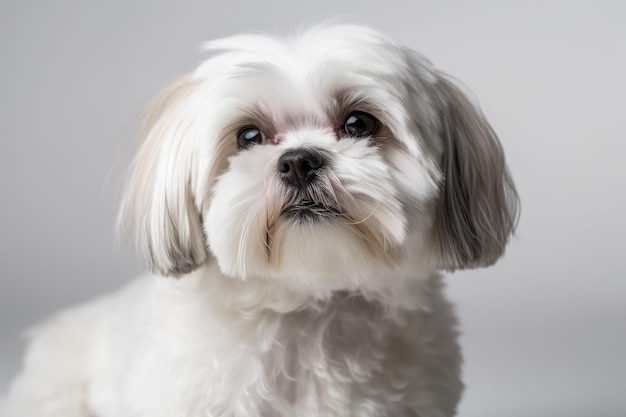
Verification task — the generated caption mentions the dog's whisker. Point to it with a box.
[342,200,382,225]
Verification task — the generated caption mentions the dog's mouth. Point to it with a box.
[282,199,341,222]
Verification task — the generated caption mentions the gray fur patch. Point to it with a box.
[432,76,520,270]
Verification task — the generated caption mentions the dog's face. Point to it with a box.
[122,25,518,292]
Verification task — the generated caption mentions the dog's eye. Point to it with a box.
[343,112,379,138]
[237,127,265,149]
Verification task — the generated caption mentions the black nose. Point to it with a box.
[277,148,326,189]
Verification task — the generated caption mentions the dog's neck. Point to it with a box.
[154,259,438,319]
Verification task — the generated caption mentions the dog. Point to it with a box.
[1,24,519,417]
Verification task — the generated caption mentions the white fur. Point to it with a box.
[2,24,518,417]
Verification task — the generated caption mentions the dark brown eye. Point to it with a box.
[343,112,379,138]
[237,127,265,149]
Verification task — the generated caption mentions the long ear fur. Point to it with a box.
[119,75,208,276]
[433,75,519,270]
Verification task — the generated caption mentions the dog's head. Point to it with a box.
[121,25,519,292]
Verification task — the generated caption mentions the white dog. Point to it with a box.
[2,24,519,417]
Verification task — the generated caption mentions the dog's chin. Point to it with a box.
[266,217,392,289]
[208,202,397,290]
[280,200,341,223]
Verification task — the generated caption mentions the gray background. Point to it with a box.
[1,1,625,416]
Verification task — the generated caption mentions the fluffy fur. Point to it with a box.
[1,24,519,417]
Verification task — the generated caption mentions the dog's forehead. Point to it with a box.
[202,25,406,73]
[196,27,411,107]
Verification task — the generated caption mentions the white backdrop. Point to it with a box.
[1,1,625,416]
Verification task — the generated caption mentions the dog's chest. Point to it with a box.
[244,295,425,416]
[111,286,433,417]
[145,288,427,416]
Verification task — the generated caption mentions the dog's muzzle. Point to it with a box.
[278,148,341,221]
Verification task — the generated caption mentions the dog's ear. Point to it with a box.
[432,75,519,271]
[119,75,208,277]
